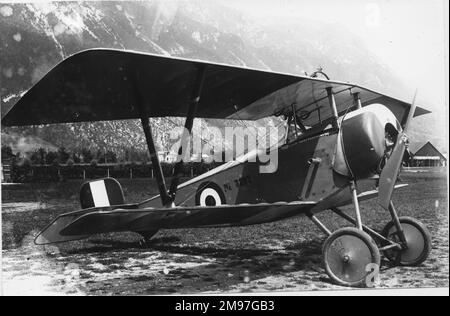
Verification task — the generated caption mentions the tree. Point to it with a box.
[105,150,117,163]
[1,145,14,159]
[81,148,93,163]
[57,146,70,164]
[90,159,98,167]
[30,151,40,165]
[45,151,58,165]
[37,148,47,165]
[72,153,81,164]
[95,149,105,163]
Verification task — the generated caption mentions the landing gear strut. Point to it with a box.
[308,181,431,287]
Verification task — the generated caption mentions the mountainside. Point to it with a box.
[0,0,440,155]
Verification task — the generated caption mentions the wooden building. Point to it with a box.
[411,142,447,167]
[1,158,13,183]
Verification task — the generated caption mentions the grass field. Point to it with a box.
[1,170,448,295]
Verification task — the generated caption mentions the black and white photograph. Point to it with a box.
[1,0,448,297]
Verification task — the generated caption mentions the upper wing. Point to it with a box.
[2,48,429,127]
[228,81,429,126]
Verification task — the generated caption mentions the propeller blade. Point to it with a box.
[378,91,418,209]
[378,134,407,209]
[403,90,418,133]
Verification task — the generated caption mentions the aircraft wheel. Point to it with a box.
[382,217,431,266]
[323,227,381,287]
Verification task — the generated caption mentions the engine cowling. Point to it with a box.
[333,104,401,179]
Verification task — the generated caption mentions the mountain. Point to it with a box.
[0,0,442,156]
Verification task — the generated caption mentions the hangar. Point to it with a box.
[411,141,447,167]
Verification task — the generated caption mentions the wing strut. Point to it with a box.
[326,87,340,129]
[353,92,362,109]
[140,115,172,206]
[169,64,207,201]
[133,69,172,207]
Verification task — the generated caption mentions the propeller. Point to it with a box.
[378,91,418,210]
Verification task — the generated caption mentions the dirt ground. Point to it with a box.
[1,170,448,295]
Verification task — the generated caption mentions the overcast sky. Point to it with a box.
[219,0,447,103]
[218,0,448,150]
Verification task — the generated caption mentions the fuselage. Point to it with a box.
[140,103,400,226]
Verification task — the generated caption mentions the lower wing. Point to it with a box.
[35,201,316,245]
[34,184,408,245]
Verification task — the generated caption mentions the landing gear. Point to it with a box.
[307,181,431,287]
[322,180,381,287]
[323,228,380,287]
[382,216,431,266]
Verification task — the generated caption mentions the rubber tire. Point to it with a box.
[382,217,431,266]
[323,227,381,288]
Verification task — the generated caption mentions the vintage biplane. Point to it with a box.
[1,49,432,287]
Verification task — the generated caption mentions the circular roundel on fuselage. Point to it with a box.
[195,182,226,207]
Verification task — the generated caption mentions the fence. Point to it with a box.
[9,162,219,183]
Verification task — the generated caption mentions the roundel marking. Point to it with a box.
[200,188,222,206]
[195,182,226,206]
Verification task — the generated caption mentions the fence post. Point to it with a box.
[151,168,154,178]
[83,169,86,180]
[130,168,133,179]
[107,168,110,178]
[191,166,193,178]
